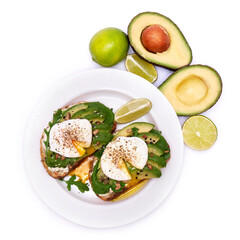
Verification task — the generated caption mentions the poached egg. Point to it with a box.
[100,136,148,181]
[49,119,92,158]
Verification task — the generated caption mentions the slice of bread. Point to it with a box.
[40,102,116,179]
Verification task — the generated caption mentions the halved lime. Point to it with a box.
[115,98,152,123]
[182,115,218,150]
[125,54,158,83]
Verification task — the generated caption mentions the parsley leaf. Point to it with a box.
[110,180,125,193]
[132,127,139,136]
[44,109,63,148]
[49,109,63,128]
[64,175,89,193]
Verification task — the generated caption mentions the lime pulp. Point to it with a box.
[115,98,152,124]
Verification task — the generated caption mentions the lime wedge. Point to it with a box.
[182,115,218,150]
[115,98,152,123]
[125,54,158,83]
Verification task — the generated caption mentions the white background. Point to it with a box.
[1,0,240,239]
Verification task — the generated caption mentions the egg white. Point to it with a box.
[49,119,92,158]
[100,137,148,181]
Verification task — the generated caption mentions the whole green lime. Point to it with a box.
[89,27,129,67]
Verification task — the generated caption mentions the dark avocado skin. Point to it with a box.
[158,64,223,116]
[127,11,193,70]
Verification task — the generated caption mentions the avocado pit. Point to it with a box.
[176,75,208,106]
[141,24,170,53]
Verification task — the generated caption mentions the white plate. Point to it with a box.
[23,68,183,228]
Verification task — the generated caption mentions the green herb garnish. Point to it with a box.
[62,175,89,193]
[43,109,63,149]
[91,157,125,195]
[132,127,139,136]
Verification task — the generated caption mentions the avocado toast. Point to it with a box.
[89,122,170,201]
[40,101,116,179]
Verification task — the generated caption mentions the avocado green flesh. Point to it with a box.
[72,107,99,118]
[87,102,114,124]
[92,122,113,131]
[137,132,160,144]
[128,12,192,69]
[147,143,164,156]
[84,113,106,122]
[112,122,154,140]
[128,163,162,179]
[44,102,115,168]
[61,103,88,122]
[148,153,166,167]
[159,65,222,116]
[92,131,113,145]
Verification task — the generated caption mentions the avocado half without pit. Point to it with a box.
[158,65,222,116]
[128,12,192,70]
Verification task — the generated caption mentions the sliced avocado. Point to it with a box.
[137,132,160,144]
[84,114,106,124]
[60,103,88,121]
[148,153,166,168]
[87,102,114,124]
[127,162,162,179]
[138,130,170,162]
[128,12,192,70]
[112,122,154,140]
[90,117,106,124]
[150,129,161,135]
[92,131,113,146]
[158,65,222,116]
[84,112,106,121]
[92,122,113,131]
[147,143,164,156]
[72,107,100,119]
[93,128,111,134]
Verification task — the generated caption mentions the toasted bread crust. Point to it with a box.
[40,101,116,179]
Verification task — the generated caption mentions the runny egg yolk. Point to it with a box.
[69,157,92,183]
[72,140,86,157]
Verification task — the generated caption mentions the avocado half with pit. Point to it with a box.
[128,12,192,70]
[158,65,222,116]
